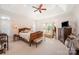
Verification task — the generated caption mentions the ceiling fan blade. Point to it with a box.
[41,8,47,10]
[39,10,42,13]
[34,9,38,12]
[32,6,38,9]
[39,4,43,8]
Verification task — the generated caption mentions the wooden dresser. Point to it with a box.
[58,27,72,44]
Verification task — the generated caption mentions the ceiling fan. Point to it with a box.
[32,4,47,13]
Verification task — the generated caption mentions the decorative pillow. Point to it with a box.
[21,30,30,33]
[19,27,31,33]
[24,30,30,33]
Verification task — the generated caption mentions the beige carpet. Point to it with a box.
[6,38,69,55]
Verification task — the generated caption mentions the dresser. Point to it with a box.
[58,27,72,44]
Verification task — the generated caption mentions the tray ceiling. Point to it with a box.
[0,4,75,20]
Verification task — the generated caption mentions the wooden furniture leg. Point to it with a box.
[7,35,8,50]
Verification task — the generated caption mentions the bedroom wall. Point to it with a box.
[72,5,79,35]
[12,12,72,29]
[11,12,71,32]
[11,15,34,35]
[64,5,79,35]
[36,14,71,30]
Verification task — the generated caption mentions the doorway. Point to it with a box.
[0,19,11,36]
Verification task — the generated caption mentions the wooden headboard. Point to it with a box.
[18,27,31,33]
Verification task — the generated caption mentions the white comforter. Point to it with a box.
[19,32,31,42]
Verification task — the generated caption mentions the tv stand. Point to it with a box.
[58,27,72,44]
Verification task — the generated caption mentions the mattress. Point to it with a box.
[19,32,31,42]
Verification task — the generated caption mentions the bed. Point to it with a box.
[16,27,43,47]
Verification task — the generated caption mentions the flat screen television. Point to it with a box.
[62,21,69,27]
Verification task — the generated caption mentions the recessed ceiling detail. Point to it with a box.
[0,4,75,20]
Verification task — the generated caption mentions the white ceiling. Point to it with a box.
[0,4,75,20]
